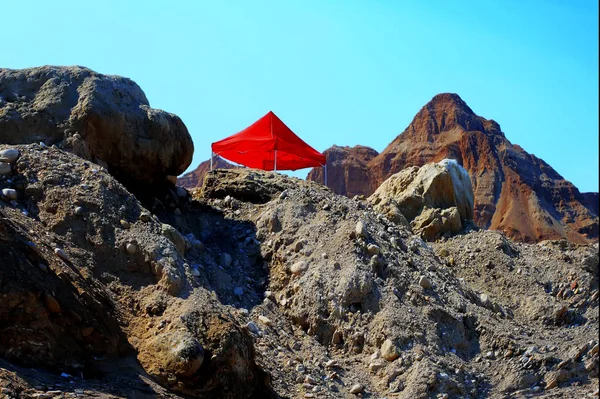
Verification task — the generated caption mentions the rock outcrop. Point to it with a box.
[0,66,194,185]
[306,145,378,197]
[369,159,474,241]
[308,93,598,244]
[178,156,236,189]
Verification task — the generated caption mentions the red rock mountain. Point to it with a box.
[306,145,378,197]
[308,93,598,244]
[178,156,236,188]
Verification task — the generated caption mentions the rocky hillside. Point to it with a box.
[178,156,236,189]
[307,93,599,244]
[1,144,599,398]
[306,145,379,198]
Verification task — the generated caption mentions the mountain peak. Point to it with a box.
[425,93,475,115]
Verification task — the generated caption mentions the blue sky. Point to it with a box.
[3,0,598,192]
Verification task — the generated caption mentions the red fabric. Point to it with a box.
[211,111,326,171]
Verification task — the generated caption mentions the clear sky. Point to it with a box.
[3,0,598,192]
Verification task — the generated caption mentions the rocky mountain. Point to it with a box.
[306,145,379,197]
[308,93,599,244]
[178,156,236,189]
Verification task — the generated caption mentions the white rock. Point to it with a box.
[1,188,17,200]
[125,243,137,255]
[0,149,20,163]
[349,383,364,394]
[355,221,367,238]
[258,315,272,326]
[290,260,309,275]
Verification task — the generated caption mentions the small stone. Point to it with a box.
[332,330,342,345]
[367,244,380,255]
[258,315,272,326]
[220,253,233,267]
[191,266,201,277]
[234,287,244,296]
[322,203,330,210]
[44,294,61,313]
[246,322,260,335]
[0,148,20,163]
[325,359,337,368]
[54,248,70,262]
[279,190,288,200]
[349,383,364,394]
[418,276,432,289]
[0,162,11,175]
[291,260,309,275]
[125,243,137,255]
[305,375,318,385]
[139,212,151,222]
[74,206,83,216]
[120,219,131,229]
[480,293,491,308]
[369,360,386,372]
[485,351,494,359]
[438,248,449,257]
[1,188,17,200]
[355,221,367,238]
[381,339,400,361]
[1,388,11,394]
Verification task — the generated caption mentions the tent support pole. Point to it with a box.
[324,164,328,186]
[274,150,277,172]
[210,151,213,171]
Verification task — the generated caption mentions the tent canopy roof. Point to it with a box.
[211,111,326,171]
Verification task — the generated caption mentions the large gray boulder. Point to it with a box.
[0,66,193,184]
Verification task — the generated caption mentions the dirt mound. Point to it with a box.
[1,152,598,398]
[0,66,193,186]
[307,93,599,244]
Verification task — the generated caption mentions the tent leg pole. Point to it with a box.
[210,152,213,171]
[274,150,277,172]
[324,164,328,186]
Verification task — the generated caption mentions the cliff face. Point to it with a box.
[178,156,236,189]
[308,93,598,243]
[306,145,378,197]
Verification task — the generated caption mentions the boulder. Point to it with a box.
[0,66,193,185]
[368,159,474,241]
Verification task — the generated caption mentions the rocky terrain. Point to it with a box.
[307,94,599,245]
[1,68,598,399]
[1,144,598,398]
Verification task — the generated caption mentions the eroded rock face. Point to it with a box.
[308,93,598,244]
[306,145,378,197]
[0,66,194,185]
[368,159,474,240]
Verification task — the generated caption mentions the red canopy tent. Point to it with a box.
[211,111,327,182]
